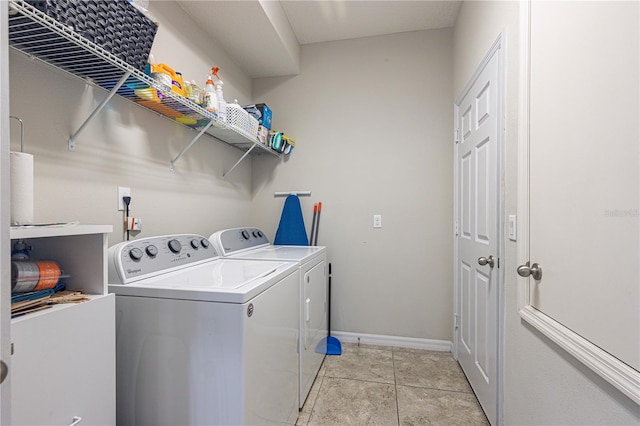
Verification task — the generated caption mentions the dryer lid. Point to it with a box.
[229,245,326,262]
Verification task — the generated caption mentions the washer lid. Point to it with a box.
[229,245,326,263]
[108,258,297,303]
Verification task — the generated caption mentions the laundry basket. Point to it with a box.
[24,0,158,70]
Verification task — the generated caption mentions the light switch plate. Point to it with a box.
[508,215,517,241]
[373,214,382,228]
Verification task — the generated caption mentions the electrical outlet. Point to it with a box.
[118,187,131,211]
[373,214,382,228]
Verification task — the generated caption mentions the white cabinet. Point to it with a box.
[10,225,115,426]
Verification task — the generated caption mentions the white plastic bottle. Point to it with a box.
[190,80,202,105]
[201,75,218,114]
[215,80,227,123]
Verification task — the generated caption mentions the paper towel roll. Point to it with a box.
[10,151,34,225]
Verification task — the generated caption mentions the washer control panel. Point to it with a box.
[108,234,217,284]
[210,228,270,256]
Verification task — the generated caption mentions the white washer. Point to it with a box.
[210,228,327,409]
[108,234,299,426]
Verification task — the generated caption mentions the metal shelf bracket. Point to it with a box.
[223,144,257,178]
[68,71,131,151]
[170,119,216,171]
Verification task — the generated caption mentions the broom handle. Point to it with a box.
[328,262,332,337]
[309,203,318,246]
[314,202,322,246]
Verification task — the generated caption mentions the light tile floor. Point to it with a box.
[297,343,489,426]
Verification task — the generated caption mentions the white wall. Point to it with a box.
[453,1,640,424]
[251,29,454,341]
[9,3,454,344]
[8,1,256,243]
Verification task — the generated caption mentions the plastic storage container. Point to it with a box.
[227,101,259,140]
[24,0,158,71]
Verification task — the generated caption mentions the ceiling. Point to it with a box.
[176,1,462,78]
[280,1,461,45]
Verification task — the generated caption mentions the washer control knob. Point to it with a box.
[257,230,263,238]
[200,239,210,249]
[168,239,182,254]
[190,239,200,249]
[241,230,250,240]
[129,247,144,261]
[145,245,158,257]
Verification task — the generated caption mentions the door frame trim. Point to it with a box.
[1,2,12,423]
[453,31,506,426]
[517,0,640,406]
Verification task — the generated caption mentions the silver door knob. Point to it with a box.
[478,255,496,268]
[517,262,542,280]
[0,360,7,384]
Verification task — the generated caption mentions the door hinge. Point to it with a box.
[454,314,460,331]
[455,128,460,143]
[454,220,459,237]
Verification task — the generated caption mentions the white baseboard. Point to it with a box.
[330,331,452,353]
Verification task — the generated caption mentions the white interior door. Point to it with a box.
[454,37,503,426]
[522,0,639,397]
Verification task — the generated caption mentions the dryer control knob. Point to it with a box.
[200,239,210,248]
[241,230,250,240]
[145,245,158,257]
[190,239,200,249]
[129,247,143,261]
[168,239,182,254]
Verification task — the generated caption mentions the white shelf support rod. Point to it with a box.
[68,71,131,151]
[274,191,312,197]
[169,119,215,170]
[223,144,257,178]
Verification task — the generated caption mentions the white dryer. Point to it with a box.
[210,228,327,409]
[108,234,299,426]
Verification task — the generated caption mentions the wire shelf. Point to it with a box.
[7,0,280,168]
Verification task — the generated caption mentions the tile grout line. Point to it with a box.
[305,373,324,425]
[322,375,395,386]
[397,382,474,394]
[392,349,400,426]
[306,358,330,426]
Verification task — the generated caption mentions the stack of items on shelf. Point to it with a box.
[139,64,297,153]
[11,0,297,154]
[10,240,87,318]
[244,103,295,155]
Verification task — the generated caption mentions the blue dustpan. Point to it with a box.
[327,336,342,355]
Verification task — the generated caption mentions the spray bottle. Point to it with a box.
[201,74,218,114]
[211,67,227,123]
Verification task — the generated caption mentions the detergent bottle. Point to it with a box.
[201,75,218,114]
[154,63,185,96]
